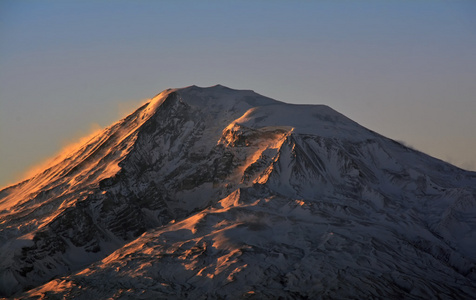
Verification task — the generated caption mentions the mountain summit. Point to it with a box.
[1,85,476,299]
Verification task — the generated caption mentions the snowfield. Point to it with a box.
[1,85,475,299]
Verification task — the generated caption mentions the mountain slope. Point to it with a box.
[1,85,475,299]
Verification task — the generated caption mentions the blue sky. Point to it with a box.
[1,1,476,186]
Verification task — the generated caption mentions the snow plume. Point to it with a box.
[4,123,104,189]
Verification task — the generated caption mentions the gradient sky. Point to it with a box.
[1,0,476,187]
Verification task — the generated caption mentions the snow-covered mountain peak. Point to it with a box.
[1,85,476,299]
[172,85,279,113]
[165,85,363,140]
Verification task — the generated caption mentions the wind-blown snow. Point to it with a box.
[1,85,475,299]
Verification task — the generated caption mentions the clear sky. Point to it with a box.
[1,0,476,187]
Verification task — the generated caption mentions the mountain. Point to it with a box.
[1,85,475,299]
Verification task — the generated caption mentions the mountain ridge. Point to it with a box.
[1,85,475,298]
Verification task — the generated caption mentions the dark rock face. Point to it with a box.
[1,86,475,299]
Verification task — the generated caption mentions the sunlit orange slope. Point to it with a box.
[0,89,172,220]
